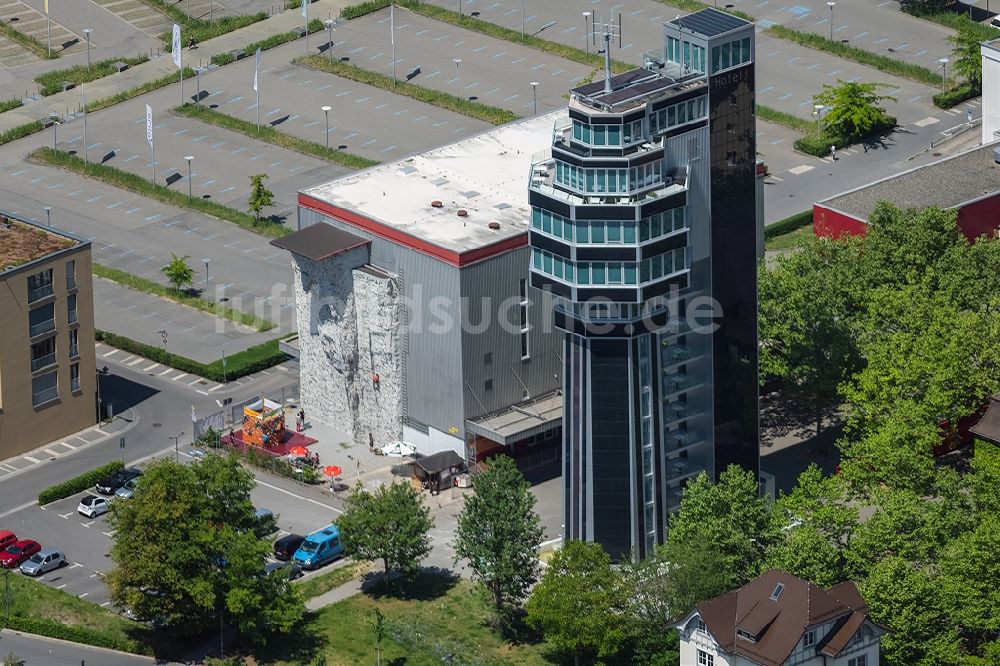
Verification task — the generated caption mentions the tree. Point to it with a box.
[3,654,25,666]
[107,457,303,640]
[777,464,856,547]
[764,525,842,587]
[813,80,896,141]
[656,538,731,617]
[453,455,542,630]
[373,608,387,666]
[618,552,681,665]
[161,253,194,292]
[939,515,1000,651]
[948,26,983,90]
[248,173,274,223]
[525,541,629,665]
[666,466,782,590]
[336,481,433,590]
[759,236,862,436]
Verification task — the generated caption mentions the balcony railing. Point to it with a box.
[68,309,78,325]
[69,343,79,358]
[29,318,55,337]
[31,353,56,372]
[32,386,58,407]
[28,284,53,303]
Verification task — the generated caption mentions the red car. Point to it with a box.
[0,531,16,551]
[0,539,40,569]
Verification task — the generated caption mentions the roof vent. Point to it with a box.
[488,221,501,230]
[457,209,469,218]
[431,200,443,208]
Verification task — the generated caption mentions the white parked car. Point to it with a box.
[78,494,110,518]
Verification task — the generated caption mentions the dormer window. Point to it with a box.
[696,618,706,633]
[736,628,756,642]
[803,629,816,647]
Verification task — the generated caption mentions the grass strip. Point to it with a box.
[211,18,324,66]
[384,1,633,74]
[87,67,196,113]
[95,330,289,382]
[765,209,813,240]
[757,104,815,133]
[38,460,125,505]
[93,263,275,332]
[135,0,268,49]
[296,55,517,124]
[764,25,945,88]
[904,6,998,41]
[0,98,24,113]
[31,147,289,238]
[0,120,45,146]
[35,56,149,96]
[0,19,58,59]
[648,0,754,21]
[174,103,379,169]
[296,562,373,600]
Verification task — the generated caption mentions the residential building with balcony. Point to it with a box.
[0,213,96,459]
[675,570,885,666]
[529,8,761,558]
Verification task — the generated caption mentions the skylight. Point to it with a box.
[770,582,785,600]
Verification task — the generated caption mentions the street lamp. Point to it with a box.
[324,18,335,62]
[184,155,194,198]
[202,257,210,294]
[453,57,462,94]
[83,28,92,69]
[195,67,206,105]
[49,112,59,150]
[939,57,949,84]
[813,103,824,129]
[321,105,331,149]
[530,81,539,115]
[44,206,52,228]
[521,0,525,37]
[170,431,184,463]
[827,1,835,41]
[582,12,591,55]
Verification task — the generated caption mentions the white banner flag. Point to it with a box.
[390,2,394,47]
[172,24,181,69]
[301,0,307,19]
[43,0,48,14]
[145,104,153,148]
[253,47,261,92]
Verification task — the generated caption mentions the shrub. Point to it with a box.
[38,460,125,505]
[210,52,236,66]
[933,83,979,109]
[0,20,57,59]
[764,210,813,240]
[94,330,288,382]
[0,615,152,656]
[0,121,44,146]
[87,68,196,113]
[793,132,837,157]
[155,11,268,49]
[0,98,23,114]
[340,0,391,19]
[34,57,148,96]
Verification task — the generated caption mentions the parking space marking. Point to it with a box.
[81,521,94,528]
[79,592,89,598]
[172,373,189,381]
[57,584,67,589]
[60,512,73,519]
[43,448,62,457]
[788,164,815,175]
[22,455,41,463]
[159,368,174,375]
[70,562,84,569]
[913,116,940,127]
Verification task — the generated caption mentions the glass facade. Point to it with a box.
[667,36,706,73]
[649,96,708,134]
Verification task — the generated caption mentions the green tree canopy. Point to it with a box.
[814,80,896,141]
[248,173,274,223]
[525,541,629,664]
[161,253,194,291]
[107,456,303,640]
[337,481,433,590]
[453,455,542,630]
[764,525,843,588]
[948,26,983,90]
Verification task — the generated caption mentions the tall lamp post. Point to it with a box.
[521,0,525,37]
[582,12,591,55]
[827,1,835,41]
[44,206,52,228]
[939,57,949,84]
[813,103,824,130]
[453,57,462,94]
[83,28,92,69]
[530,81,539,115]
[324,18,335,61]
[170,431,184,463]
[202,257,210,294]
[321,105,331,149]
[49,113,59,149]
[185,155,194,198]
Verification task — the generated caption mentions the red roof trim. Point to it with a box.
[298,192,527,267]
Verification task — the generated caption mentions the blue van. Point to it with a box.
[292,524,343,570]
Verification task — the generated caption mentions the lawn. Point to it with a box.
[296,561,372,600]
[268,574,552,666]
[765,224,813,251]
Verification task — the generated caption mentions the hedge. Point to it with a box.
[904,5,1000,42]
[764,210,813,240]
[341,0,391,19]
[34,56,149,96]
[94,330,289,382]
[793,117,895,157]
[210,18,324,66]
[38,460,125,505]
[933,83,979,110]
[0,615,153,656]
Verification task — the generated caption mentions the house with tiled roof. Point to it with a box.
[674,570,885,666]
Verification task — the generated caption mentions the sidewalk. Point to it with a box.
[0,0,350,134]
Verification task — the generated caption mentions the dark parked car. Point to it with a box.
[262,560,303,580]
[273,534,304,561]
[0,540,41,569]
[95,467,142,495]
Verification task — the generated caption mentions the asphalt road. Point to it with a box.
[0,629,154,666]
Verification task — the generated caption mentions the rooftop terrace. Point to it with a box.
[0,214,78,274]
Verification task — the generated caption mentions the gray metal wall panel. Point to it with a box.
[298,208,466,436]
[459,246,561,421]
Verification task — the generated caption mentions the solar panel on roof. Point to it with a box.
[668,7,748,37]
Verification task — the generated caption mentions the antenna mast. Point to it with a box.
[597,17,621,94]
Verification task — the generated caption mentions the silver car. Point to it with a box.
[115,477,140,500]
[20,548,66,576]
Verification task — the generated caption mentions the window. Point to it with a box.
[484,379,493,391]
[28,303,55,337]
[697,650,714,666]
[519,279,530,360]
[696,618,707,633]
[803,629,816,648]
[31,337,56,372]
[848,657,867,666]
[66,260,76,290]
[484,352,492,365]
[67,293,78,325]
[27,268,53,303]
[770,582,785,600]
[70,363,80,392]
[32,371,58,407]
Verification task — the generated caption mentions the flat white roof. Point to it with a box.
[300,110,565,254]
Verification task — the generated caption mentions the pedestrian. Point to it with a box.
[188,37,196,50]
[368,432,374,453]
[830,144,837,161]
[298,408,305,427]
